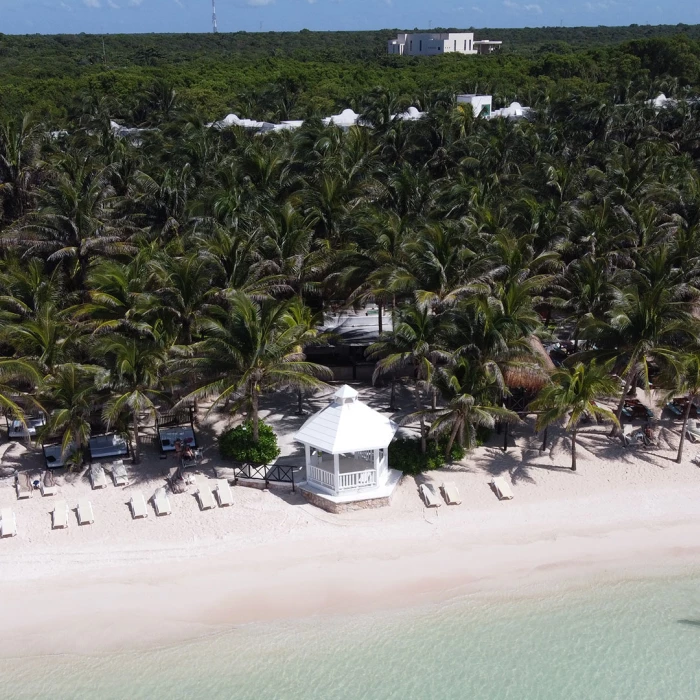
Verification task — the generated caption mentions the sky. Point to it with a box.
[1,0,699,35]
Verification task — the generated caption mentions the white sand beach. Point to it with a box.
[1,384,700,658]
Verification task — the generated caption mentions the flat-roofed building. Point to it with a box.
[388,32,501,56]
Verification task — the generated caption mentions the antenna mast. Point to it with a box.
[212,0,218,33]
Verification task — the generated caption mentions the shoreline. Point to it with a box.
[2,483,700,659]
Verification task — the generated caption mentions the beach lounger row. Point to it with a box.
[196,480,233,510]
[4,478,235,538]
[419,481,462,508]
[15,471,59,499]
[419,478,514,507]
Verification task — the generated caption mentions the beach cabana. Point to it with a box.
[88,433,129,462]
[42,442,77,469]
[6,414,46,441]
[294,385,398,497]
[156,408,197,455]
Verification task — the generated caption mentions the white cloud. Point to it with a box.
[174,0,184,7]
[306,0,317,4]
[83,0,100,7]
[245,0,274,5]
[503,0,518,7]
[59,1,73,10]
[524,3,542,12]
[107,0,120,7]
[128,0,143,6]
[471,5,483,11]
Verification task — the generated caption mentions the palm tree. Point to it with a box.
[39,364,101,468]
[4,152,133,293]
[428,357,519,458]
[585,276,698,431]
[99,335,170,464]
[0,358,41,421]
[3,303,81,373]
[0,114,42,224]
[657,349,700,464]
[368,304,451,453]
[146,253,217,345]
[530,362,619,471]
[189,292,331,442]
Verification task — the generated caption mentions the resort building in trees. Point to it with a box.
[387,32,502,56]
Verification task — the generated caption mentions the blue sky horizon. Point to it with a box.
[1,0,699,36]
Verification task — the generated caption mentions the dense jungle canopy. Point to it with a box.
[1,25,700,122]
[2,25,700,467]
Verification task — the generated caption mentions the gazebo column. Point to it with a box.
[374,448,380,484]
[333,453,340,494]
[304,444,311,480]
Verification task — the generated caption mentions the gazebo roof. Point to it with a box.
[293,385,397,454]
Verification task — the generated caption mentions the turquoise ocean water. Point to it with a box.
[3,572,700,699]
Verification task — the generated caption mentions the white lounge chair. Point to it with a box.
[491,477,514,501]
[153,487,171,516]
[196,483,217,511]
[52,500,68,529]
[15,473,32,499]
[111,461,129,487]
[90,464,107,490]
[419,483,440,508]
[215,480,233,507]
[441,481,462,505]
[129,492,148,519]
[0,508,17,537]
[40,470,57,497]
[77,498,95,525]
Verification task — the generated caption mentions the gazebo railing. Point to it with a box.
[338,469,377,491]
[308,465,335,490]
[307,465,378,492]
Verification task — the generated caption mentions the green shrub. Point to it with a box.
[219,420,281,464]
[389,436,466,476]
[476,425,492,446]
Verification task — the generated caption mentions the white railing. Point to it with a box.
[338,469,377,491]
[308,465,335,490]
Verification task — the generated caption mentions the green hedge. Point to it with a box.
[389,436,466,476]
[219,420,281,464]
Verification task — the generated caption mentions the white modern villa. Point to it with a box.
[295,385,402,512]
[388,32,502,56]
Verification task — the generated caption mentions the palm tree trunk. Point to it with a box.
[389,376,396,411]
[297,389,303,416]
[611,369,635,436]
[541,426,548,452]
[571,428,577,471]
[182,319,192,346]
[677,393,694,464]
[132,408,141,464]
[377,301,383,335]
[414,380,426,454]
[251,388,260,443]
[445,420,460,459]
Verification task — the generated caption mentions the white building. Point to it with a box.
[456,94,493,117]
[295,385,402,511]
[388,32,501,56]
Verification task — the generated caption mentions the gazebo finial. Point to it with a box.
[333,385,359,403]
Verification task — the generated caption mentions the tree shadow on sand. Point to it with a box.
[677,619,700,628]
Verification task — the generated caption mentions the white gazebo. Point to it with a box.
[294,386,400,502]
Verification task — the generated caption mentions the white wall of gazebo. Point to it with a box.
[294,385,397,497]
